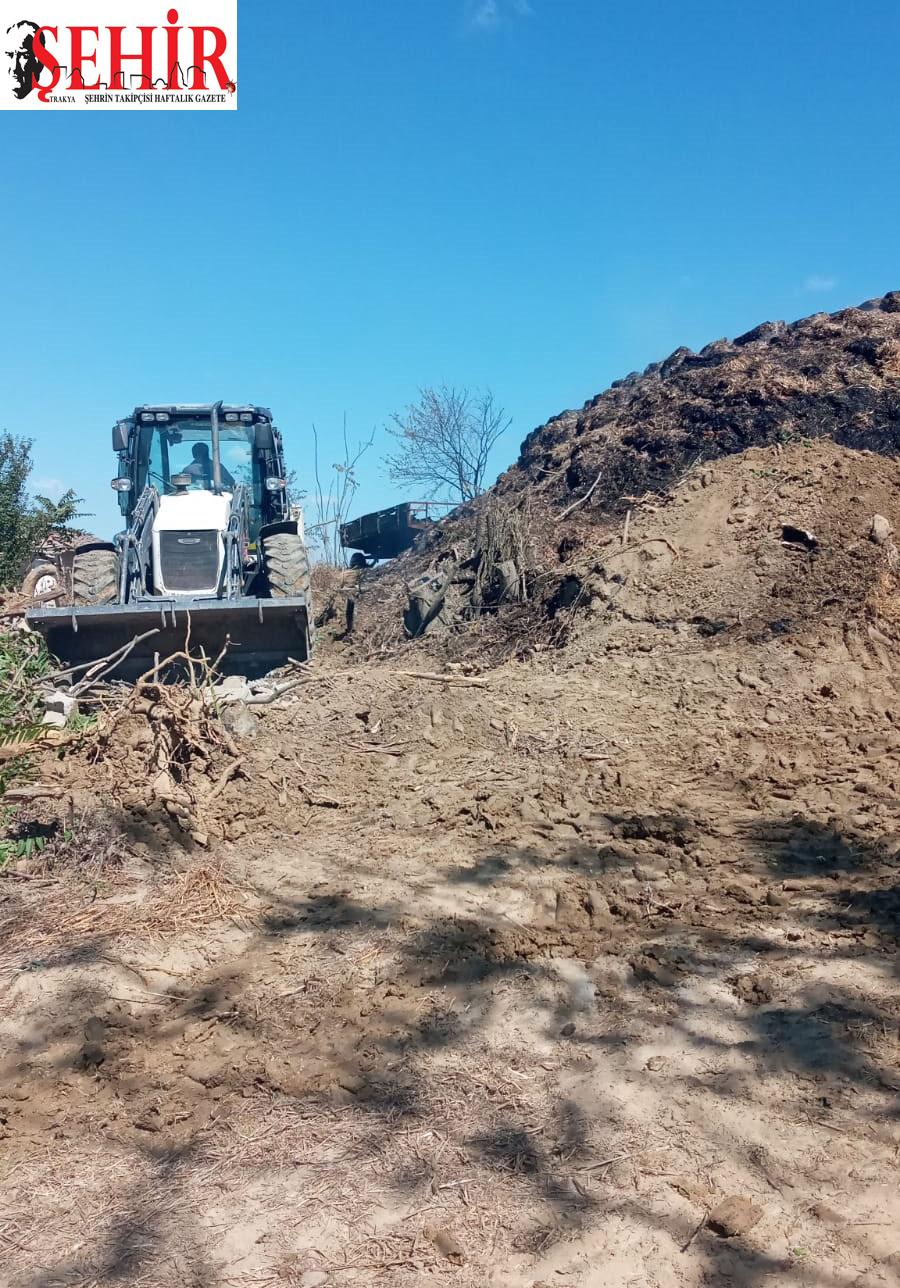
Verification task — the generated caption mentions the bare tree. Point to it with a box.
[385,386,510,503]
[305,417,375,566]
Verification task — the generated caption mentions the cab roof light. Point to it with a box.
[155,412,170,422]
[240,412,253,423]
[224,412,240,422]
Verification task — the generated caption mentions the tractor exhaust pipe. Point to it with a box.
[210,399,224,493]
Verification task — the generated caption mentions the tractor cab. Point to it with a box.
[112,403,289,544]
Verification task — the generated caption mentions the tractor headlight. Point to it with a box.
[111,478,133,492]
[265,477,286,491]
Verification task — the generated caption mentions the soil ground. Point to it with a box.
[2,441,900,1287]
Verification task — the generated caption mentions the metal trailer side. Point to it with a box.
[339,502,440,562]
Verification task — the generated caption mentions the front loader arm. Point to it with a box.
[221,483,250,599]
[118,486,158,603]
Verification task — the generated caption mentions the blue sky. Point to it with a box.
[2,0,900,537]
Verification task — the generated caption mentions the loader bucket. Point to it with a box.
[26,596,312,680]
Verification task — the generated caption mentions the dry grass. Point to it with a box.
[39,811,131,877]
[473,494,535,605]
[199,1042,567,1284]
[0,859,256,988]
[0,888,578,1288]
[310,561,355,601]
[865,563,900,635]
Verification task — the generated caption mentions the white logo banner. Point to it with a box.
[2,1,237,109]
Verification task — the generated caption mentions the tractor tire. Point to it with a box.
[22,562,63,606]
[71,548,118,606]
[262,532,312,599]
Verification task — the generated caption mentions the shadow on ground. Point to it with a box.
[2,809,899,1286]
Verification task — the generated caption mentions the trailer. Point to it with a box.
[339,501,450,567]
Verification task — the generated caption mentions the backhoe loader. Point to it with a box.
[26,402,312,677]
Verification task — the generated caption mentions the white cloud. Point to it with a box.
[32,476,65,500]
[466,0,532,31]
[470,0,499,27]
[804,273,836,292]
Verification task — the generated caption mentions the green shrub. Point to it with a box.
[0,432,82,588]
[0,630,52,800]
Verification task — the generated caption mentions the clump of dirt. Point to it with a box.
[564,438,900,651]
[707,1196,764,1238]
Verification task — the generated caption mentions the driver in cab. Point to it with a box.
[183,442,235,490]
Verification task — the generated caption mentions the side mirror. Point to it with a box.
[112,422,129,452]
[254,422,275,453]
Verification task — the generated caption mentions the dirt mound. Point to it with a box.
[331,293,900,664]
[552,439,900,653]
[340,438,900,669]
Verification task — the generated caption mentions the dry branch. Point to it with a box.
[205,758,244,804]
[604,535,680,560]
[559,468,603,519]
[243,676,309,705]
[68,630,161,694]
[2,784,60,801]
[396,670,488,688]
[0,585,65,617]
[79,639,242,840]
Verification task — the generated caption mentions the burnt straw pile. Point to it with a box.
[499,290,900,513]
[342,292,900,658]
